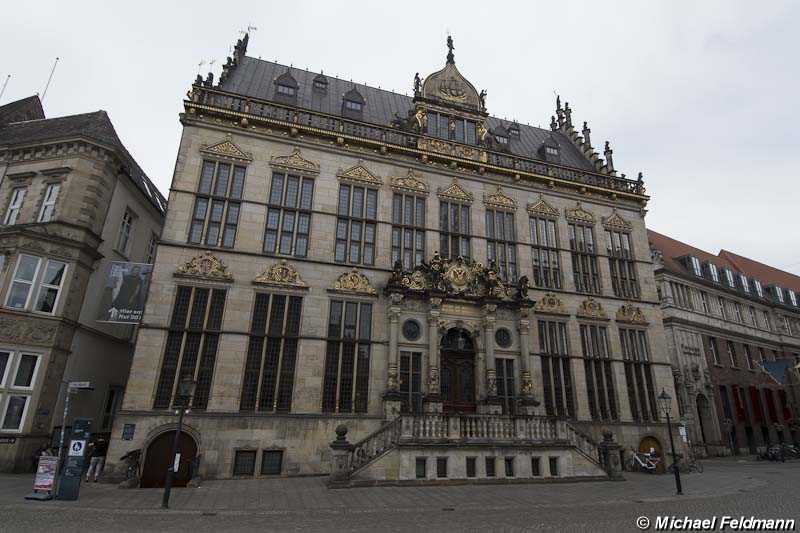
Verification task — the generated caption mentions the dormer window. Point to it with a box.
[345,100,362,111]
[773,286,785,303]
[274,69,299,103]
[754,279,764,298]
[277,85,295,96]
[495,134,508,145]
[509,123,520,137]
[546,146,559,157]
[539,134,561,163]
[689,256,702,277]
[789,289,798,307]
[313,80,327,90]
[739,274,750,294]
[705,262,719,282]
[341,86,365,119]
[723,268,735,288]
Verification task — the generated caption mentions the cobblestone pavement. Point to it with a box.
[0,458,797,532]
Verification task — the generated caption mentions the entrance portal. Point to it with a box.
[141,430,197,488]
[440,328,476,413]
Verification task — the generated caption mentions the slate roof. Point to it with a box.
[648,229,800,295]
[0,95,45,126]
[0,108,166,214]
[218,57,597,173]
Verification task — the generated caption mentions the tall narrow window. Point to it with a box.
[391,193,425,269]
[605,230,639,299]
[717,297,727,319]
[33,259,67,314]
[189,161,245,248]
[486,209,517,281]
[689,256,701,276]
[37,183,60,222]
[708,336,720,365]
[530,217,560,289]
[733,302,743,323]
[495,358,515,414]
[619,329,658,422]
[335,184,377,265]
[538,320,575,418]
[700,292,710,314]
[0,351,41,432]
[239,293,302,412]
[153,286,226,409]
[748,306,757,327]
[145,234,158,264]
[322,301,372,413]
[399,351,422,413]
[727,341,738,367]
[743,345,754,371]
[4,188,26,225]
[568,223,601,294]
[439,201,471,259]
[264,172,313,257]
[6,255,41,310]
[115,210,136,255]
[754,280,763,298]
[579,324,618,420]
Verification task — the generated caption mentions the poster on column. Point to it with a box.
[97,262,153,324]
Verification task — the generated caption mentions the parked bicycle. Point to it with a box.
[627,448,660,473]
[668,452,703,474]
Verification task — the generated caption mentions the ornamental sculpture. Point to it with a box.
[176,251,232,280]
[576,298,607,319]
[254,259,306,287]
[331,267,377,294]
[533,292,568,315]
[616,303,647,324]
[386,253,531,302]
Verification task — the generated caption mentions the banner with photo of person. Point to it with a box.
[97,262,153,324]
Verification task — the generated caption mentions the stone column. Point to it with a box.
[328,425,354,488]
[383,294,402,419]
[424,297,443,413]
[600,430,624,480]
[517,307,539,415]
[481,304,502,414]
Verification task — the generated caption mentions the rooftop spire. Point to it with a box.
[446,35,455,65]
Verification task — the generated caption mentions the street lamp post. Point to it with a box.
[658,388,683,496]
[161,375,195,509]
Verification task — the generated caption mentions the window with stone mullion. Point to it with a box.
[439,201,471,259]
[619,328,658,422]
[335,184,377,265]
[189,160,245,248]
[400,351,422,413]
[568,223,601,294]
[486,209,517,281]
[579,324,618,420]
[239,293,302,412]
[153,286,226,409]
[391,193,425,270]
[605,230,639,299]
[264,172,314,257]
[529,217,560,289]
[322,301,372,413]
[538,320,575,418]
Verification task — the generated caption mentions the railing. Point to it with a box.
[403,413,559,443]
[187,86,646,197]
[349,417,402,473]
[563,421,603,465]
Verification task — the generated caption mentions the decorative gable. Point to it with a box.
[269,148,320,176]
[602,209,633,231]
[176,251,232,280]
[527,194,559,219]
[200,134,252,162]
[391,169,429,195]
[330,267,377,295]
[565,201,595,224]
[337,161,382,186]
[437,178,473,204]
[616,303,648,324]
[254,259,307,289]
[533,292,568,315]
[483,186,517,210]
[576,298,608,319]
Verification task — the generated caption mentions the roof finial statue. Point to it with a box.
[413,72,422,95]
[550,115,558,131]
[556,94,562,111]
[582,121,592,148]
[604,141,614,172]
[446,35,455,65]
[479,89,487,110]
[564,102,572,127]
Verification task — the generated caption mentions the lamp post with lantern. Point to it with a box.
[658,388,683,495]
[161,374,196,509]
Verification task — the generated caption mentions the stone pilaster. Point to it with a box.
[481,304,502,414]
[517,307,539,415]
[383,295,402,418]
[424,297,443,412]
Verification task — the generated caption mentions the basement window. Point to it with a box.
[548,456,560,477]
[485,457,496,478]
[415,457,427,479]
[233,450,256,476]
[436,457,448,478]
[261,450,283,475]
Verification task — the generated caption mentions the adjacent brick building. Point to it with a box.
[649,230,800,456]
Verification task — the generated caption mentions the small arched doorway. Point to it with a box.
[440,328,476,413]
[141,430,198,488]
[639,436,665,474]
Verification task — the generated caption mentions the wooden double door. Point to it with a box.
[141,431,197,488]
[441,351,476,413]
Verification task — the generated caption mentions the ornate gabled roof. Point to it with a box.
[269,148,320,175]
[313,72,328,85]
[420,38,482,111]
[565,201,596,224]
[275,68,299,89]
[527,194,559,219]
[437,178,473,203]
[200,134,252,162]
[602,208,633,231]
[391,169,429,195]
[337,161,382,186]
[343,86,365,104]
[483,186,517,210]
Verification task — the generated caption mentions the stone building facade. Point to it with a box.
[649,230,800,456]
[107,36,681,484]
[0,97,166,471]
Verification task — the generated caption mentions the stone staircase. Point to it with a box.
[338,413,613,484]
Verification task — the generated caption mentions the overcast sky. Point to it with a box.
[2,1,798,274]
